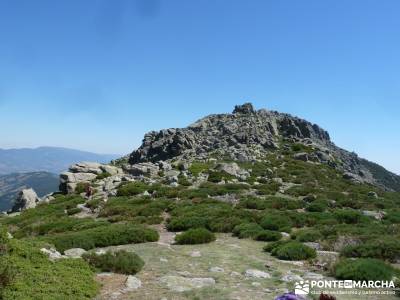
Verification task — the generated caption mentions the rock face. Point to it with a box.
[129,103,329,164]
[11,188,41,212]
[128,103,400,191]
[59,162,123,194]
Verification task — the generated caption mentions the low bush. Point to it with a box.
[207,170,235,183]
[293,229,322,242]
[96,172,111,180]
[269,241,316,260]
[175,228,216,244]
[45,223,159,252]
[239,196,303,211]
[260,214,292,232]
[117,182,150,196]
[255,182,281,195]
[189,162,214,176]
[167,215,208,231]
[340,239,400,262]
[75,182,90,194]
[383,211,400,224]
[306,200,328,212]
[0,238,98,299]
[333,209,365,224]
[83,250,144,275]
[99,197,168,224]
[232,223,263,239]
[255,230,282,241]
[334,258,395,281]
[67,207,82,215]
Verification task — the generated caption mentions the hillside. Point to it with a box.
[0,146,120,175]
[130,103,400,192]
[0,172,59,211]
[1,103,399,299]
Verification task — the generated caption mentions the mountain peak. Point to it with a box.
[232,103,256,114]
[127,103,400,191]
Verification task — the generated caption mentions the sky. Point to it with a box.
[0,0,399,174]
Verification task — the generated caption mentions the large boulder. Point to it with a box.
[11,188,40,212]
[59,162,123,194]
[125,162,160,177]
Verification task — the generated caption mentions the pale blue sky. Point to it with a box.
[0,1,399,174]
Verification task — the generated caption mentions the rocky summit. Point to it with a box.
[129,103,399,192]
[1,103,400,300]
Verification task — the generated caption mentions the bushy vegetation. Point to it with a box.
[340,239,400,262]
[0,195,106,238]
[239,196,303,210]
[44,223,159,252]
[83,250,144,275]
[75,182,90,194]
[0,227,98,299]
[232,223,263,239]
[2,146,400,298]
[207,170,235,183]
[292,229,322,242]
[117,182,151,196]
[100,197,168,224]
[255,230,282,241]
[175,228,216,244]
[167,199,256,233]
[264,241,316,260]
[96,172,112,180]
[260,214,292,232]
[334,258,395,281]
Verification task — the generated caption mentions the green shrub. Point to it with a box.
[117,182,150,196]
[232,223,263,239]
[239,196,303,211]
[83,250,144,275]
[67,207,82,215]
[340,239,400,262]
[269,241,316,260]
[293,229,322,242]
[0,239,98,299]
[306,201,327,212]
[334,258,395,281]
[189,162,214,176]
[384,211,400,224]
[75,182,90,194]
[260,214,292,232]
[263,240,287,253]
[207,171,235,183]
[255,182,281,195]
[239,197,268,210]
[334,209,365,224]
[45,223,159,252]
[96,172,112,180]
[255,230,282,241]
[99,197,168,224]
[167,216,208,231]
[175,228,216,245]
[178,175,191,186]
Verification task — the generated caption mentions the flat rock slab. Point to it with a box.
[160,275,216,292]
[244,269,271,279]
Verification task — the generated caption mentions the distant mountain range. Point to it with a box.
[0,147,120,175]
[0,172,59,211]
[0,147,121,211]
